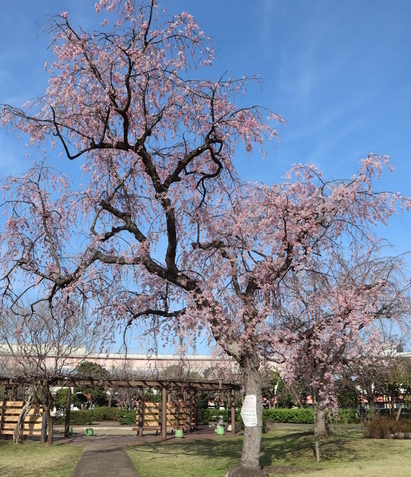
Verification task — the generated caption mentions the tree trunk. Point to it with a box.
[396,402,403,421]
[316,402,328,438]
[13,397,32,444]
[64,387,71,438]
[40,406,48,443]
[45,408,53,445]
[366,387,376,420]
[42,386,54,445]
[312,392,320,463]
[239,355,263,471]
[390,394,395,417]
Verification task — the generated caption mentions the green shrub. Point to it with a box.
[144,388,161,403]
[92,406,118,422]
[196,394,209,425]
[262,408,314,431]
[204,409,229,422]
[260,408,358,432]
[118,410,136,425]
[68,410,94,425]
[363,418,411,439]
[206,407,317,432]
[334,408,358,424]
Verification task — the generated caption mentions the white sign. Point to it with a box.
[240,394,258,427]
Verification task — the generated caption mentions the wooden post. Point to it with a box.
[137,400,144,437]
[231,389,236,436]
[194,391,198,431]
[0,388,7,438]
[64,387,71,438]
[176,399,180,430]
[161,387,167,441]
[186,393,192,432]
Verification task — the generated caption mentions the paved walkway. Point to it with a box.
[70,442,141,477]
[54,423,225,476]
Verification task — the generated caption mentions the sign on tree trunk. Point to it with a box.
[240,395,258,427]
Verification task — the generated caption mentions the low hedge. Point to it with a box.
[118,410,137,425]
[66,410,94,425]
[201,407,357,432]
[55,404,357,430]
[53,406,119,425]
[92,406,119,422]
[262,408,358,432]
[263,408,313,431]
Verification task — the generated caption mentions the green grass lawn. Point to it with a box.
[2,425,411,477]
[0,440,84,477]
[126,424,411,477]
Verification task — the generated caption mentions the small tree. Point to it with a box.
[74,361,110,408]
[335,377,359,410]
[278,248,410,461]
[0,304,98,444]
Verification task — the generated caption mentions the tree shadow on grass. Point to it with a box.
[129,437,242,461]
[127,425,363,473]
[260,427,363,468]
[260,429,314,467]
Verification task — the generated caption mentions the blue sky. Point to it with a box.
[1,1,411,351]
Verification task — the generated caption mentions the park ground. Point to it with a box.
[1,423,411,477]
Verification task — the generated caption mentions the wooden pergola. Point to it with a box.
[0,375,241,441]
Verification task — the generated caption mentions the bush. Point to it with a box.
[118,409,136,425]
[334,408,358,424]
[363,418,411,439]
[204,409,229,423]
[92,406,118,422]
[51,410,94,425]
[263,408,314,431]
[68,410,94,425]
[197,394,209,425]
[205,407,357,432]
[260,408,358,432]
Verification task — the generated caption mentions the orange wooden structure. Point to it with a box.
[0,400,43,440]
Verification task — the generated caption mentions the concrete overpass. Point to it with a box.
[0,344,239,377]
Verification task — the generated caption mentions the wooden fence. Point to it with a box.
[136,400,196,436]
[0,400,43,440]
